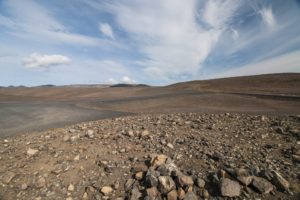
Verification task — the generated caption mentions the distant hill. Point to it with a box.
[167,73,300,95]
[110,83,149,88]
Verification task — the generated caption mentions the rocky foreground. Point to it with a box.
[0,113,299,200]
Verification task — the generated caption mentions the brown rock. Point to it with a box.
[27,148,39,156]
[151,154,168,168]
[2,171,16,184]
[135,172,144,180]
[35,177,46,188]
[101,186,113,195]
[178,187,186,200]
[146,187,159,200]
[167,190,178,200]
[178,175,194,187]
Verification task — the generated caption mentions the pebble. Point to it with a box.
[35,177,46,188]
[2,171,16,184]
[27,148,39,156]
[68,184,75,191]
[100,186,113,195]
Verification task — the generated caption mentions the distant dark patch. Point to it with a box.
[110,84,149,88]
[35,84,56,88]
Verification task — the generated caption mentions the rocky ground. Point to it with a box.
[0,113,299,200]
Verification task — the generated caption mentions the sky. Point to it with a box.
[0,0,300,86]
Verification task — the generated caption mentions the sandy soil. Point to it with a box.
[0,73,299,137]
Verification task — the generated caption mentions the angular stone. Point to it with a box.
[86,130,94,138]
[178,175,194,187]
[235,168,253,186]
[21,183,28,190]
[146,187,159,200]
[158,176,176,194]
[167,190,178,200]
[130,186,142,200]
[35,177,46,188]
[151,154,168,168]
[68,184,75,191]
[145,174,158,188]
[196,178,205,188]
[125,179,135,192]
[135,171,144,180]
[63,135,70,142]
[251,177,273,194]
[27,148,39,156]
[220,178,241,197]
[272,171,290,191]
[184,192,198,200]
[178,187,186,199]
[141,130,150,137]
[2,171,16,184]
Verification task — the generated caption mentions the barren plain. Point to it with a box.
[0,73,299,200]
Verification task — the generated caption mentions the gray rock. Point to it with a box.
[220,178,241,197]
[130,186,142,200]
[125,178,136,192]
[251,176,273,194]
[196,178,205,188]
[145,174,158,188]
[272,171,290,192]
[184,192,198,200]
[235,168,253,186]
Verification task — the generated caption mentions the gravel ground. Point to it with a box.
[0,113,299,200]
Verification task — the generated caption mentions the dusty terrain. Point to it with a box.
[0,73,300,136]
[0,73,300,200]
[0,113,299,200]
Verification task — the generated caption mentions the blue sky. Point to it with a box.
[0,0,300,86]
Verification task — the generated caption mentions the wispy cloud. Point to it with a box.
[99,23,115,39]
[23,53,71,68]
[1,0,119,47]
[260,7,276,28]
[203,0,241,29]
[106,0,243,81]
[214,50,300,78]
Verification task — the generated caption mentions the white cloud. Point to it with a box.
[22,53,71,68]
[203,0,241,29]
[121,76,137,84]
[107,0,241,80]
[260,7,276,28]
[99,23,115,39]
[107,78,118,84]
